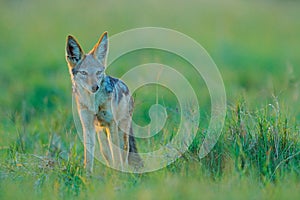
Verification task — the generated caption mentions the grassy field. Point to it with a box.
[0,0,300,199]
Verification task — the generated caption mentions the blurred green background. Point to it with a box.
[0,0,299,115]
[0,0,300,199]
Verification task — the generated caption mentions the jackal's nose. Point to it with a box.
[91,85,99,93]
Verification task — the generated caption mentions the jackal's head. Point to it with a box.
[66,32,108,93]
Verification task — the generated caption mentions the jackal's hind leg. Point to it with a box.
[107,122,130,170]
[128,126,143,169]
[95,126,112,166]
[117,128,130,165]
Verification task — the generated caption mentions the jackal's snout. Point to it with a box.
[91,84,99,93]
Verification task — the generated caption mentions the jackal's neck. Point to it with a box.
[73,85,98,114]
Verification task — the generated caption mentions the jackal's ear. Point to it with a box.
[91,31,108,66]
[66,35,84,67]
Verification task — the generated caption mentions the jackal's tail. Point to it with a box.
[128,126,143,168]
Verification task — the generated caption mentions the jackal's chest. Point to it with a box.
[95,103,113,126]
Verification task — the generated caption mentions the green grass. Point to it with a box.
[0,0,300,199]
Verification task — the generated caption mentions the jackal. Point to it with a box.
[66,32,142,174]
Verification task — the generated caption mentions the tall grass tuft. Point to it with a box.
[197,98,300,183]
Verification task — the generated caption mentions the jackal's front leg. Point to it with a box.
[78,109,96,174]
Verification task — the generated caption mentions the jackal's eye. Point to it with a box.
[96,71,102,76]
[79,71,88,75]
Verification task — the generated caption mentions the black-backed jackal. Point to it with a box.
[66,32,142,174]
